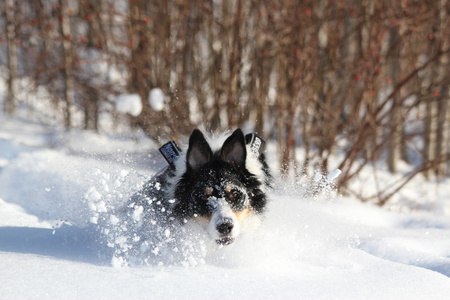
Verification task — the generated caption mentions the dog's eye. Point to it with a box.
[229,190,241,200]
[200,195,209,201]
[228,190,247,211]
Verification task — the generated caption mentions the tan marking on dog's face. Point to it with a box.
[224,185,232,193]
[233,208,251,224]
[195,215,212,222]
[205,187,213,195]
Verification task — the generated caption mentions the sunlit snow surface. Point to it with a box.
[1,116,450,299]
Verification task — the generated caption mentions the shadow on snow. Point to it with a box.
[0,224,111,265]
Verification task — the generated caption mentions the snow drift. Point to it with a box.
[1,116,450,299]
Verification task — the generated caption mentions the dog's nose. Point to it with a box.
[216,219,234,235]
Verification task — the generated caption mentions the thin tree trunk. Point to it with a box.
[276,57,287,175]
[422,0,444,179]
[434,0,449,178]
[209,0,224,131]
[387,27,402,174]
[83,0,102,131]
[227,0,242,129]
[58,0,74,129]
[4,0,17,115]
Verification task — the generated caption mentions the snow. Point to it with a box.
[115,94,143,117]
[148,88,166,111]
[1,115,450,299]
[327,168,342,180]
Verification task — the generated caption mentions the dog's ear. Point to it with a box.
[186,129,213,172]
[221,128,247,169]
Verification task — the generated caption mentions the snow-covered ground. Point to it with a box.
[1,114,450,299]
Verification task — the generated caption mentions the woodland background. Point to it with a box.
[1,0,449,203]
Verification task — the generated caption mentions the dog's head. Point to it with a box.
[172,128,268,245]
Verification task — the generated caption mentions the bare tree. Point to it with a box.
[387,26,402,174]
[58,0,75,129]
[434,0,450,178]
[4,0,17,115]
[2,0,449,204]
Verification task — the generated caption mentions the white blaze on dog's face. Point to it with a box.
[207,196,240,245]
[195,184,253,246]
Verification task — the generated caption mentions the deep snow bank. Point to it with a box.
[2,145,450,280]
[0,141,345,268]
[0,149,146,227]
[1,116,450,299]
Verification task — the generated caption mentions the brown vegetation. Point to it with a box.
[1,0,449,204]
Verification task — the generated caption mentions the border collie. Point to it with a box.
[130,128,272,246]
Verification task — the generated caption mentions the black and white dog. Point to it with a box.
[130,128,272,246]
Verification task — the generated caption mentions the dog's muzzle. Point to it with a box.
[208,198,239,245]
